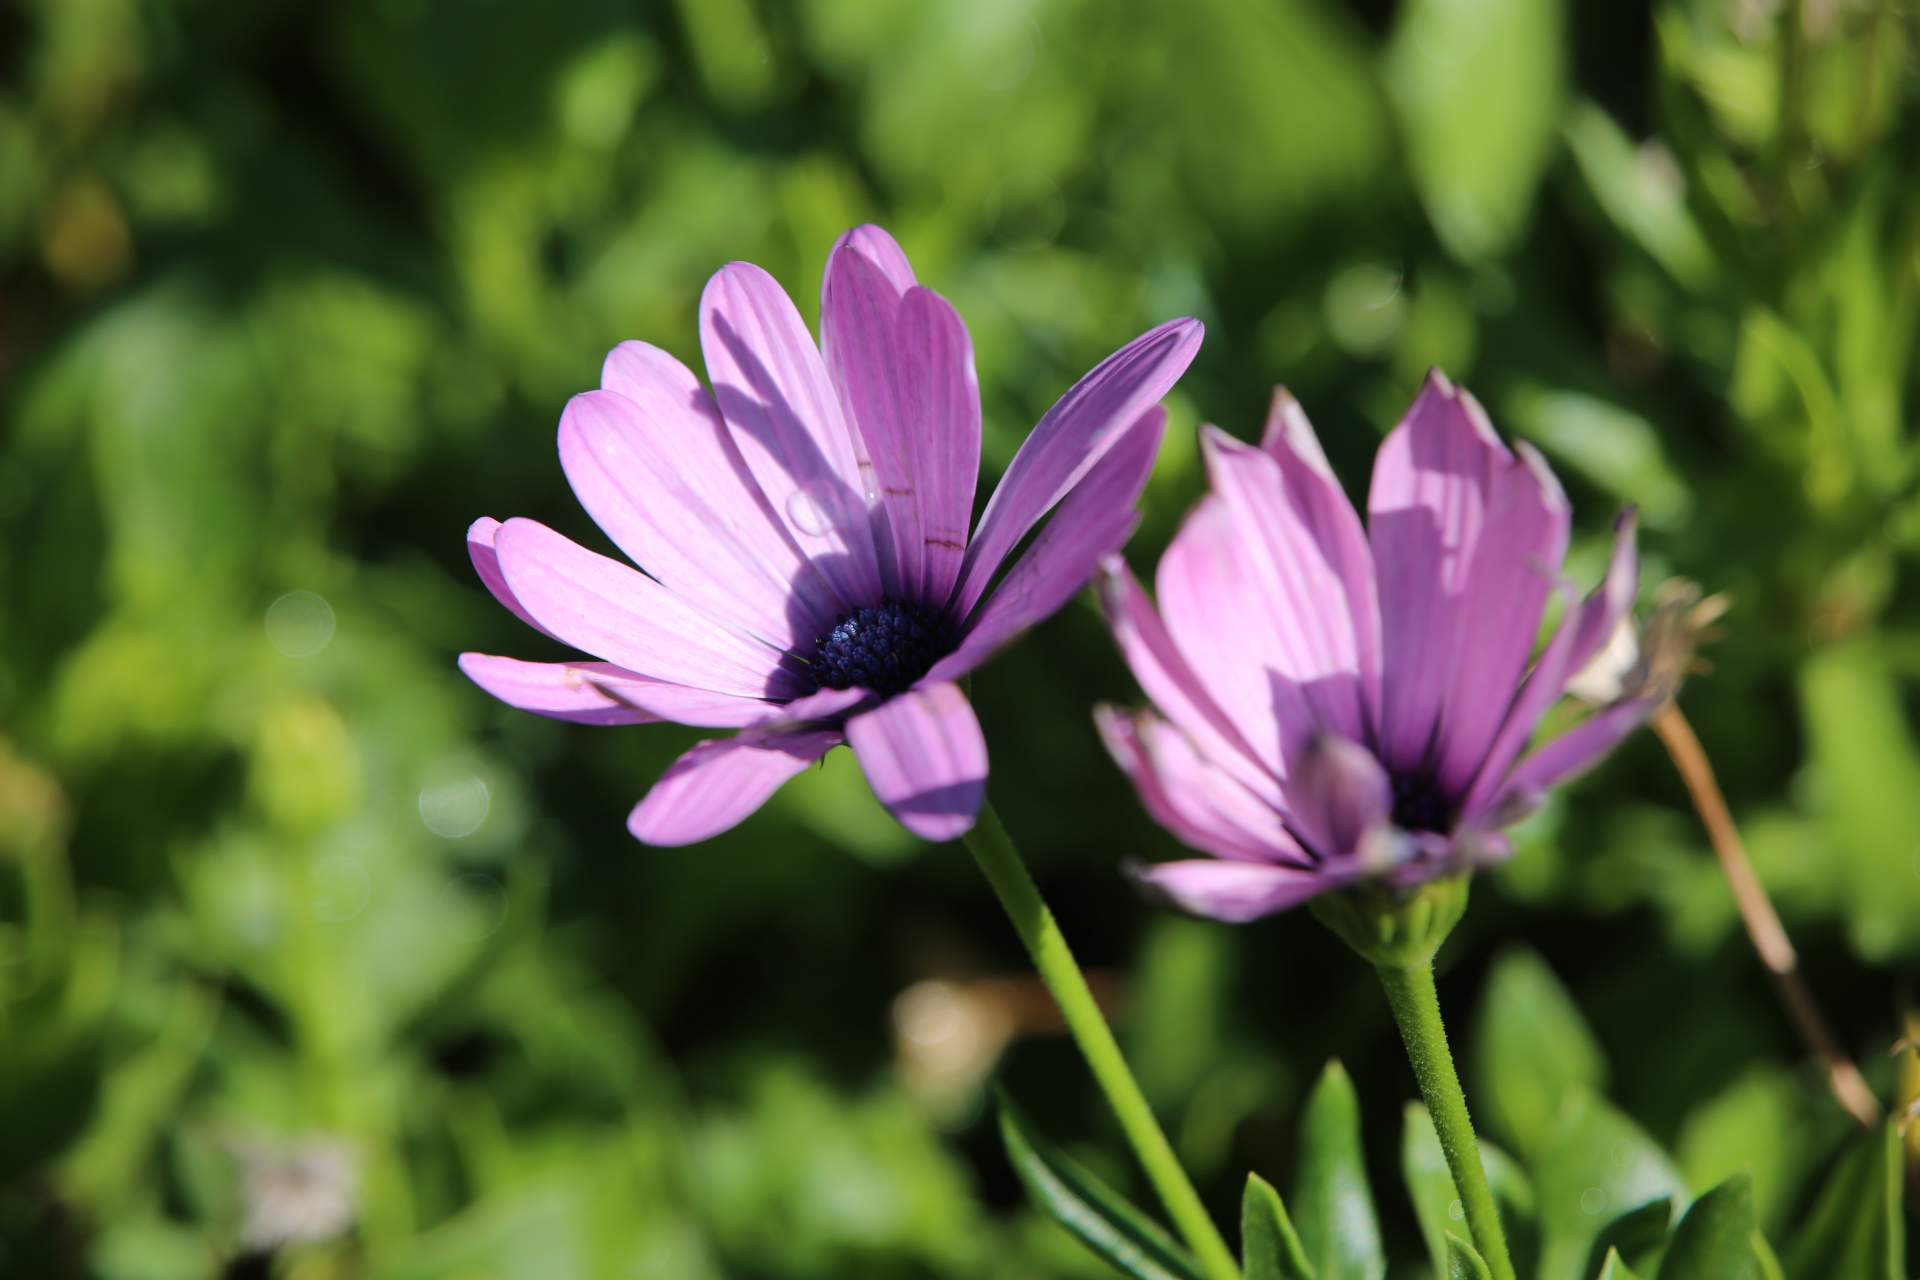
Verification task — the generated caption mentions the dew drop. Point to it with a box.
[786,487,834,537]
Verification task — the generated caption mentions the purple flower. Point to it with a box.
[460,225,1201,844]
[1097,373,1648,922]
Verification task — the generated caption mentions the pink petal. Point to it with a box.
[580,344,846,641]
[493,517,802,700]
[1096,706,1308,867]
[468,517,555,639]
[1368,372,1569,785]
[1286,733,1392,861]
[700,262,884,608]
[822,224,918,300]
[1095,557,1286,809]
[952,317,1203,618]
[821,245,980,604]
[628,730,842,846]
[1128,859,1340,923]
[844,682,987,841]
[1457,581,1580,818]
[457,653,790,728]
[927,406,1162,685]
[1259,389,1383,729]
[1199,425,1375,756]
[1155,495,1292,779]
[1563,507,1641,676]
[1493,695,1655,808]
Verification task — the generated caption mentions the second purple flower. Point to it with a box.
[1099,373,1649,921]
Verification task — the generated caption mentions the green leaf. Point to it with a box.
[1597,1248,1646,1280]
[1474,947,1608,1162]
[1655,1170,1755,1280]
[1534,1091,1686,1280]
[1242,1173,1316,1280]
[997,1091,1204,1280]
[1293,1061,1384,1280]
[1403,1103,1536,1278]
[1382,0,1565,261]
[1782,1121,1904,1280]
[1447,1232,1494,1280]
[1581,1196,1672,1280]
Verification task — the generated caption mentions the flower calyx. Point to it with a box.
[1308,872,1470,969]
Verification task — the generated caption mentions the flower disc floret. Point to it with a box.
[810,597,955,699]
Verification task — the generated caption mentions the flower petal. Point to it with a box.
[1496,695,1655,804]
[823,223,918,299]
[582,344,846,640]
[493,517,802,700]
[1563,507,1641,677]
[628,729,842,846]
[821,244,980,604]
[1128,859,1339,923]
[1200,424,1376,755]
[456,653,791,728]
[1368,372,1569,786]
[1097,706,1309,866]
[1286,733,1392,861]
[1260,389,1383,730]
[844,682,987,841]
[927,406,1163,685]
[700,261,884,607]
[468,517,556,639]
[1095,556,1285,809]
[1155,495,1292,778]
[952,316,1203,618]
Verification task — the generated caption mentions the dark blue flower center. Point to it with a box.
[1390,772,1452,835]
[808,596,955,699]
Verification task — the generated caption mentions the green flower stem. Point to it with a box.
[1375,959,1515,1280]
[962,800,1240,1280]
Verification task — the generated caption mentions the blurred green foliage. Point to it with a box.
[3,0,1920,1275]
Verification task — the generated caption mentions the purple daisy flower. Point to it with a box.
[1096,372,1648,922]
[460,225,1202,844]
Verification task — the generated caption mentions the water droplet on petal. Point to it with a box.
[787,487,834,537]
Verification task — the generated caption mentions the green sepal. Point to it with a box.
[996,1089,1204,1280]
[1241,1172,1316,1280]
[1446,1231,1493,1280]
[1782,1119,1903,1280]
[1655,1170,1754,1280]
[1581,1196,1671,1280]
[1308,873,1469,968]
[1293,1060,1384,1280]
[1596,1247,1645,1280]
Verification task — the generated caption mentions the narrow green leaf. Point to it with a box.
[1293,1061,1384,1280]
[997,1091,1204,1280]
[1655,1170,1755,1280]
[1782,1120,1903,1280]
[1596,1247,1645,1280]
[1581,1196,1672,1280]
[1446,1231,1494,1280]
[1241,1173,1316,1280]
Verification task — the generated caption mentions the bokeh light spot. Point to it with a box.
[438,873,507,941]
[266,592,336,657]
[419,776,489,838]
[308,856,371,922]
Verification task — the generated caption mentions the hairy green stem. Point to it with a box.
[963,801,1239,1280]
[1376,960,1515,1280]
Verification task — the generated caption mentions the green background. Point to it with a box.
[0,0,1916,1274]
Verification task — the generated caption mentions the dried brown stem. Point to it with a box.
[1650,702,1882,1129]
